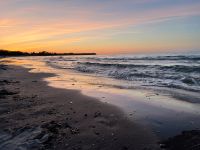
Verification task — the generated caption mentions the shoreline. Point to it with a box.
[0,64,160,150]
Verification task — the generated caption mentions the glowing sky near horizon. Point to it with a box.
[0,0,200,54]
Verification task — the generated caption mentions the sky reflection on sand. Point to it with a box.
[4,57,200,139]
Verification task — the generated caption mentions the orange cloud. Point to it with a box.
[0,18,23,28]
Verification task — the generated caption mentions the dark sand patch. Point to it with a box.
[161,130,200,150]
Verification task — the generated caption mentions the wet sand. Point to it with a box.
[0,64,160,150]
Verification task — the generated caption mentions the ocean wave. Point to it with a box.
[77,62,154,68]
[83,55,200,61]
[78,62,200,73]
[45,54,200,93]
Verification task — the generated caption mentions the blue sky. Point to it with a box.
[0,0,200,54]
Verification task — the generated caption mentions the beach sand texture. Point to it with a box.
[0,64,160,150]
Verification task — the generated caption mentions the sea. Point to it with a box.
[7,53,200,139]
[44,54,200,93]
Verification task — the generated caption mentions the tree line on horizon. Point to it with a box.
[0,50,96,56]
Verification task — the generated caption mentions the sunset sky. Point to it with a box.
[0,0,200,54]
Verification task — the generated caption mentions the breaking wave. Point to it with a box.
[46,54,200,92]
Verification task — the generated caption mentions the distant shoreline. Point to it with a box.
[0,50,96,57]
